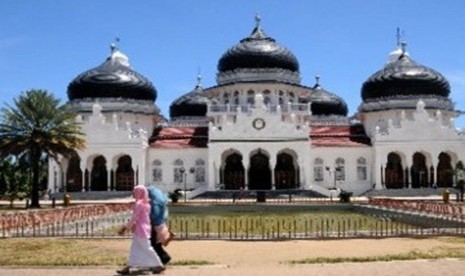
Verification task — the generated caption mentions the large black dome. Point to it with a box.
[68,45,157,102]
[361,50,450,101]
[169,82,209,118]
[307,79,348,116]
[217,19,299,73]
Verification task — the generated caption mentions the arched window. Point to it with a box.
[152,160,163,183]
[335,158,345,181]
[289,92,295,103]
[194,159,206,183]
[314,158,324,182]
[357,157,367,181]
[247,90,255,105]
[173,159,184,184]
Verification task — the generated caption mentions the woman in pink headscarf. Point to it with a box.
[117,185,164,274]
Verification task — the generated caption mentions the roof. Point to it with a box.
[149,125,371,149]
[149,127,208,149]
[310,125,371,147]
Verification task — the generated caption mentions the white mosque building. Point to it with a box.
[48,17,465,198]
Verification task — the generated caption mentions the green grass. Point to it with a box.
[168,210,409,235]
[0,238,213,267]
[288,247,465,264]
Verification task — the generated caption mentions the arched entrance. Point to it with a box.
[66,155,82,192]
[437,152,453,187]
[91,155,107,191]
[274,152,297,189]
[223,153,245,190]
[115,155,134,191]
[411,152,428,188]
[385,153,404,189]
[248,150,272,190]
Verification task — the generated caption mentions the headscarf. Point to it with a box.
[133,185,150,208]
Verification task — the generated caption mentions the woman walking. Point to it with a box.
[117,185,165,274]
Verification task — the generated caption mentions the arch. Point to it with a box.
[313,158,325,182]
[248,149,272,190]
[91,155,108,191]
[151,159,163,183]
[335,158,345,181]
[223,152,245,190]
[115,155,134,191]
[194,159,206,183]
[385,152,404,189]
[66,154,82,192]
[437,152,453,187]
[275,152,298,189]
[247,90,255,105]
[357,157,367,181]
[173,159,184,184]
[411,152,428,188]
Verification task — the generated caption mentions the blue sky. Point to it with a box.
[1,0,465,126]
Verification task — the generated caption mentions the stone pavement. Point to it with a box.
[1,260,465,276]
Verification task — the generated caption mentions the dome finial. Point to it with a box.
[110,36,120,53]
[400,41,407,54]
[315,74,321,85]
[255,13,261,28]
[195,68,203,89]
[396,27,401,47]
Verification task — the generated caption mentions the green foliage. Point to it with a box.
[0,90,86,208]
[0,156,30,206]
[169,189,182,203]
[338,190,352,202]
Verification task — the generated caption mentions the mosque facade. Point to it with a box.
[48,18,465,197]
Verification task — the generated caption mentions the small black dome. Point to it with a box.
[361,51,450,101]
[169,84,209,118]
[68,45,157,102]
[308,82,348,116]
[217,20,299,73]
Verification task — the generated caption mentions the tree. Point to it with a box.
[0,156,30,207]
[0,90,85,208]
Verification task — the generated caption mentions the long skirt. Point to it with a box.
[127,236,163,268]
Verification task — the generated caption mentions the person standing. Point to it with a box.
[117,185,165,275]
[148,185,173,264]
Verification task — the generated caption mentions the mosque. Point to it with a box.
[48,17,465,198]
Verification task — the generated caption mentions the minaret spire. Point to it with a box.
[255,13,261,28]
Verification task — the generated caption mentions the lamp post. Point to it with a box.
[180,167,186,202]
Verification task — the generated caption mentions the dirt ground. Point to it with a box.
[2,237,465,276]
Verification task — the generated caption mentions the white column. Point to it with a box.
[373,149,384,190]
[243,159,249,190]
[270,156,276,190]
[107,169,112,191]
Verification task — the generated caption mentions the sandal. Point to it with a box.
[116,266,130,275]
[151,266,166,274]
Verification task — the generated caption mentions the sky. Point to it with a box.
[1,0,465,126]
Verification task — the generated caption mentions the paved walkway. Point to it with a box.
[1,259,465,276]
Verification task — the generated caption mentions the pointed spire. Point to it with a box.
[110,36,120,53]
[107,37,130,67]
[400,41,407,55]
[249,13,268,40]
[196,70,203,89]
[255,13,261,28]
[314,74,322,89]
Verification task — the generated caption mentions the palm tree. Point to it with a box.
[0,90,85,208]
